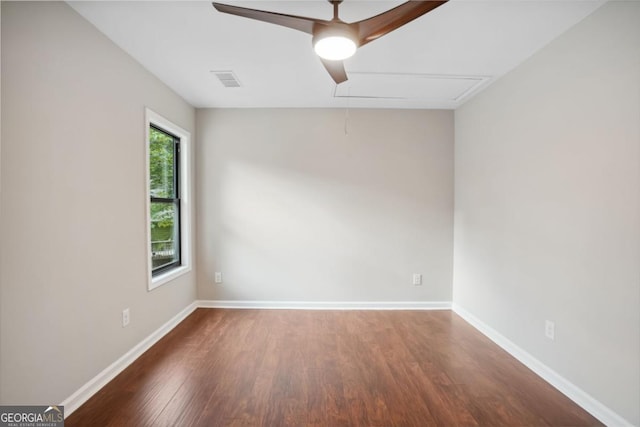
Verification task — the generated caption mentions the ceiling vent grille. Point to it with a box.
[212,70,241,88]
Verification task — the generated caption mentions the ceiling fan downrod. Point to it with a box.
[330,0,343,21]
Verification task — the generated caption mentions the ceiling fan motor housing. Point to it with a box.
[312,21,359,47]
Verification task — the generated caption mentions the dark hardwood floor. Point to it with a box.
[66,309,602,426]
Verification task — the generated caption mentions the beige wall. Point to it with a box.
[453,2,640,425]
[197,109,453,302]
[0,2,196,405]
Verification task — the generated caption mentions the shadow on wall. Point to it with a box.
[198,109,454,302]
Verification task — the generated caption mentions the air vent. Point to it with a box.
[211,70,241,88]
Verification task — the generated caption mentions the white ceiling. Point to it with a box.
[69,0,605,109]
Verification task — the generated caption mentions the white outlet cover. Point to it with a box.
[412,273,422,286]
[545,320,555,340]
[214,272,222,284]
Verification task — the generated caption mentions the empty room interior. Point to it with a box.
[1,0,639,426]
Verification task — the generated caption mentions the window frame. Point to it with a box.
[145,108,192,291]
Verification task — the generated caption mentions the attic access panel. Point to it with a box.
[334,72,490,102]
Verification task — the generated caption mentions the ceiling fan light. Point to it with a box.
[314,36,357,61]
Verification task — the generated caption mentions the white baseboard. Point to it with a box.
[197,300,452,310]
[61,301,198,417]
[452,303,633,427]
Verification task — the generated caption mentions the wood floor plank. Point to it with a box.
[66,309,603,427]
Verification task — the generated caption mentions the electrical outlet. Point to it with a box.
[214,272,222,284]
[122,308,130,327]
[412,273,422,286]
[545,320,555,340]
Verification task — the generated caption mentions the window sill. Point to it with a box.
[149,265,191,291]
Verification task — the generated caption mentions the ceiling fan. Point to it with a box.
[211,1,448,84]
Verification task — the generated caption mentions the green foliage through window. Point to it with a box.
[149,125,181,273]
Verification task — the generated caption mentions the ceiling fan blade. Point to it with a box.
[319,58,348,84]
[355,1,447,46]
[212,2,328,35]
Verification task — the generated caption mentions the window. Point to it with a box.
[149,125,181,274]
[146,109,191,290]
